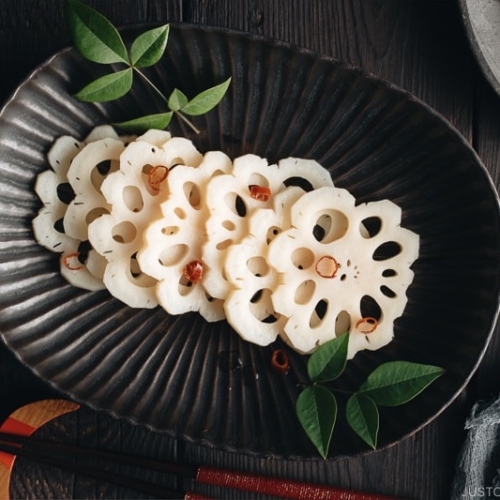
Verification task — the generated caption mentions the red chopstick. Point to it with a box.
[193,465,400,499]
[0,432,401,499]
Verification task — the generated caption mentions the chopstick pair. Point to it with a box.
[0,431,399,500]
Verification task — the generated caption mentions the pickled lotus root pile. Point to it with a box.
[33,126,419,358]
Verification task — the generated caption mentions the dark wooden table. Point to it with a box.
[1,1,499,499]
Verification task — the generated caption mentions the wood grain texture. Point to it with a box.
[0,0,498,499]
[8,406,180,499]
[0,0,183,104]
[186,0,474,135]
[180,3,481,498]
[470,77,500,402]
[0,400,80,499]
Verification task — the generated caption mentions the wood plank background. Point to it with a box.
[1,1,499,498]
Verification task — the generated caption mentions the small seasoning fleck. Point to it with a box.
[61,252,83,271]
[355,317,379,334]
[271,349,289,374]
[315,256,339,278]
[148,165,169,191]
[249,184,271,202]
[183,260,204,283]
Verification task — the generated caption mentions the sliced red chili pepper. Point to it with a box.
[249,185,271,202]
[315,256,339,278]
[61,252,83,271]
[183,260,204,284]
[271,349,289,374]
[355,317,379,334]
[148,165,169,191]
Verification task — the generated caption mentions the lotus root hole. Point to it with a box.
[170,157,185,167]
[178,273,194,297]
[313,210,348,243]
[360,295,382,320]
[310,299,328,328]
[183,181,201,209]
[158,243,188,266]
[122,186,144,213]
[360,216,382,238]
[130,252,141,277]
[247,172,268,188]
[129,254,156,286]
[91,160,113,190]
[224,192,247,217]
[382,268,397,277]
[283,176,314,192]
[380,285,397,298]
[53,218,65,234]
[174,207,187,219]
[266,226,280,244]
[85,207,110,226]
[216,239,233,251]
[246,256,269,277]
[142,164,153,178]
[161,226,179,236]
[373,241,402,261]
[56,183,75,204]
[335,310,351,335]
[77,240,91,263]
[291,247,315,270]
[112,221,137,244]
[222,220,236,231]
[249,288,279,323]
[294,279,316,305]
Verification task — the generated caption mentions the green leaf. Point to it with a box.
[130,25,169,68]
[296,386,337,459]
[114,112,173,133]
[75,69,133,102]
[358,361,445,407]
[307,332,349,383]
[168,89,189,111]
[181,77,232,116]
[64,0,128,64]
[346,394,379,449]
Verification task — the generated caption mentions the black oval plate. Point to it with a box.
[1,24,499,459]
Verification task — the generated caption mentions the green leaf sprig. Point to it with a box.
[64,0,231,133]
[295,333,445,458]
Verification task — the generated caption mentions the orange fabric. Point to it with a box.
[0,418,36,469]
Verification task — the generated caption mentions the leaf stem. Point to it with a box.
[133,67,200,134]
[174,110,201,134]
[325,387,353,396]
[302,380,353,395]
[133,67,168,101]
